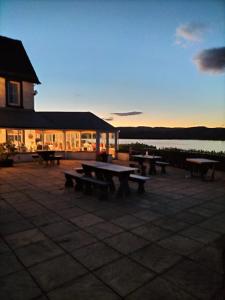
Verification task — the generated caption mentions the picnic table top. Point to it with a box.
[132,154,162,160]
[186,158,219,164]
[82,161,137,173]
[37,150,55,154]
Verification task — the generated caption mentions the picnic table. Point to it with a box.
[82,161,137,197]
[186,158,219,181]
[132,154,162,175]
[36,151,62,165]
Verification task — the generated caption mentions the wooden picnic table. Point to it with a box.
[36,151,62,165]
[186,158,219,181]
[132,154,162,175]
[82,161,137,197]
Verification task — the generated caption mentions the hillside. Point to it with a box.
[117,126,225,141]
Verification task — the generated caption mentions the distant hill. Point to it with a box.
[117,126,225,141]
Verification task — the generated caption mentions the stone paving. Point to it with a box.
[0,160,225,300]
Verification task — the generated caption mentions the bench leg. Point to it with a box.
[161,166,166,174]
[84,182,92,195]
[138,182,145,194]
[74,178,83,191]
[117,174,130,198]
[104,174,115,192]
[65,174,73,187]
[149,162,157,175]
[99,186,108,201]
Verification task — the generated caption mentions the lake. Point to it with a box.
[119,139,225,152]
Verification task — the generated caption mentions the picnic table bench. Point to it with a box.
[64,170,109,200]
[129,174,149,193]
[155,161,169,174]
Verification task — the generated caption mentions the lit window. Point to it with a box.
[7,81,21,106]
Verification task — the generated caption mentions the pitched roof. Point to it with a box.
[0,109,116,132]
[0,36,40,84]
[38,112,115,131]
[0,108,53,129]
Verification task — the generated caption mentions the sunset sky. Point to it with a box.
[0,0,224,127]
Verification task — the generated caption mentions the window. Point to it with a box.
[7,81,21,106]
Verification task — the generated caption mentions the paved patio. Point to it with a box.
[0,160,225,300]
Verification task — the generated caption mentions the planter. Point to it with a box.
[117,152,129,161]
[0,159,14,167]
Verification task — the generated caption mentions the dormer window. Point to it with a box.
[7,80,21,106]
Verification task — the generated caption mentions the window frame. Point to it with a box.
[6,79,23,108]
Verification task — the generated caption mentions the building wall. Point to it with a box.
[22,82,34,110]
[0,78,34,109]
[0,129,6,143]
[0,77,6,107]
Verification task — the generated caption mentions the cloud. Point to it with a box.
[103,117,114,121]
[175,22,209,46]
[111,111,143,117]
[193,47,225,74]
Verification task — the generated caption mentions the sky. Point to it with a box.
[0,0,225,128]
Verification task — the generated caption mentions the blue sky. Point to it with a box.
[0,0,224,127]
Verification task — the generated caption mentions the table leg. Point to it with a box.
[104,174,116,192]
[149,161,156,175]
[117,174,130,197]
[137,160,146,176]
[211,164,216,181]
[200,165,209,181]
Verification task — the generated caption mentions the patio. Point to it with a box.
[0,160,225,300]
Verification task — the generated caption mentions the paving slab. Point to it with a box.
[29,254,87,291]
[130,243,182,273]
[131,223,173,242]
[15,239,64,267]
[95,257,155,297]
[126,277,197,300]
[132,209,162,222]
[70,213,104,228]
[28,212,63,226]
[41,221,78,239]
[190,245,224,274]
[158,234,203,256]
[48,273,120,300]
[72,241,121,270]
[85,221,124,239]
[180,225,221,244]
[0,238,11,253]
[0,270,42,300]
[104,231,150,254]
[198,213,225,234]
[5,228,47,249]
[163,259,223,300]
[111,214,146,229]
[173,211,207,225]
[153,217,190,232]
[55,230,97,252]
[0,219,34,236]
[0,252,24,277]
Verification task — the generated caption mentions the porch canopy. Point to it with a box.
[0,109,118,155]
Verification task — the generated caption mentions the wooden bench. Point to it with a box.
[75,167,84,174]
[49,155,63,165]
[129,163,146,175]
[64,170,109,200]
[32,154,41,163]
[155,161,169,174]
[129,174,149,193]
